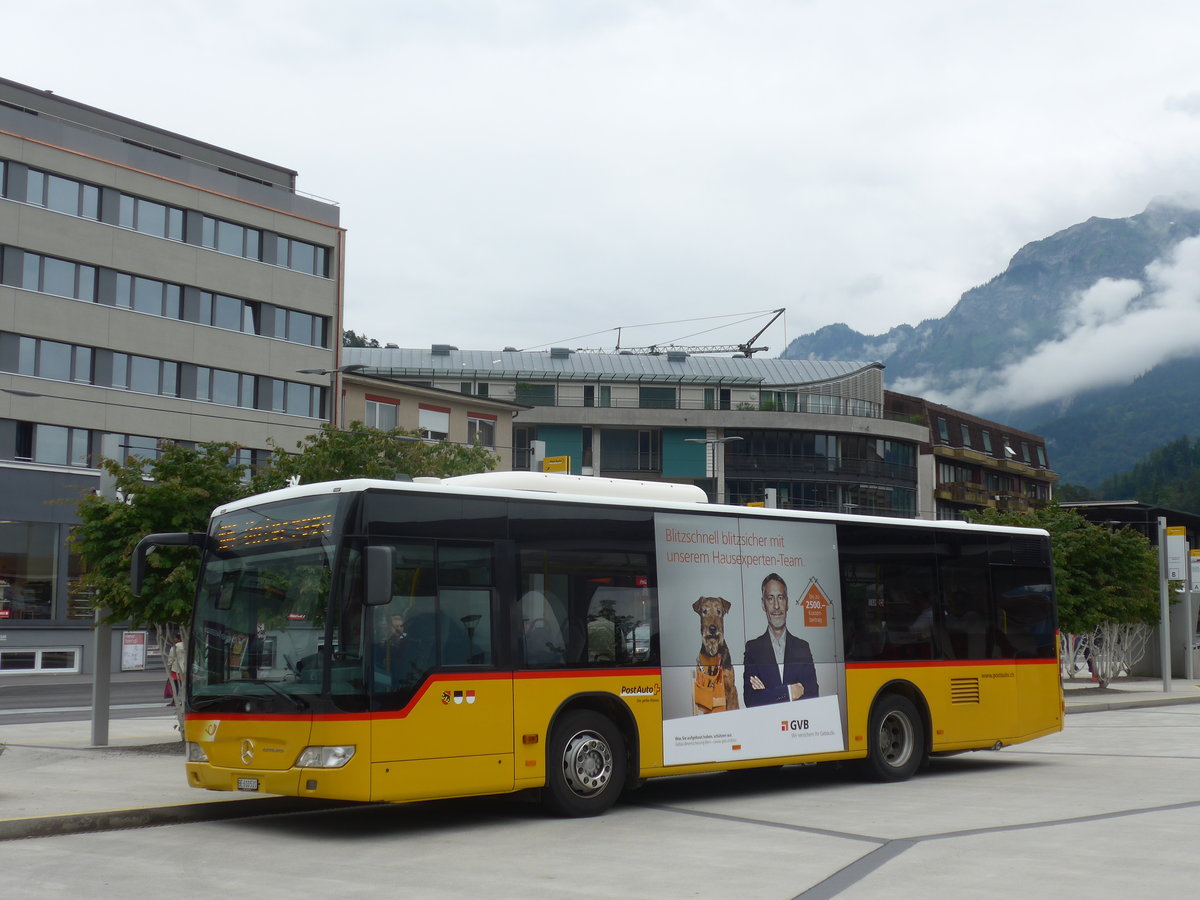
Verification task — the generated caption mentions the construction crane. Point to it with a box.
[618,308,785,357]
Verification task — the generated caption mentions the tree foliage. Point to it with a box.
[1096,434,1200,510]
[249,422,497,493]
[73,442,247,629]
[73,424,497,632]
[342,329,381,348]
[967,504,1160,633]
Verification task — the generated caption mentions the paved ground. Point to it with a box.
[1,676,1197,840]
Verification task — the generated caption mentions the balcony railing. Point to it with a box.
[510,394,885,419]
[726,453,916,483]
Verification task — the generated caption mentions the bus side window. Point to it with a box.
[440,588,492,665]
[521,589,565,665]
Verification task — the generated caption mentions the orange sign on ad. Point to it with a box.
[801,580,830,627]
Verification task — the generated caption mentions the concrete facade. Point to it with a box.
[338,372,526,471]
[0,78,342,674]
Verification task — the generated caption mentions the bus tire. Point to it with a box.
[864,694,924,782]
[544,710,626,817]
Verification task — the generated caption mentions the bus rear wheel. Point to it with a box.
[864,694,924,782]
[543,710,626,817]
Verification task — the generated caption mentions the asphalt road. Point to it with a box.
[3,704,1198,898]
[0,674,168,724]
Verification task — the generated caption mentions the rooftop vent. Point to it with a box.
[431,344,458,355]
[550,347,572,359]
[666,350,688,362]
[385,343,399,349]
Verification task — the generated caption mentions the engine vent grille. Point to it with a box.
[950,677,981,704]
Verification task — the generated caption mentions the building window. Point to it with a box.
[1036,446,1047,467]
[936,417,949,442]
[981,430,993,454]
[0,521,59,621]
[1,157,334,276]
[515,383,556,407]
[467,414,496,448]
[0,331,323,418]
[4,245,328,347]
[0,648,81,673]
[419,404,450,440]
[365,397,400,430]
[808,394,840,415]
[599,428,660,472]
[1021,442,1031,463]
[960,424,972,448]
[119,194,185,240]
[639,387,676,410]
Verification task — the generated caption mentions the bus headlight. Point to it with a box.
[185,742,209,763]
[296,745,356,768]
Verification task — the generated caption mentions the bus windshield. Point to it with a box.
[191,493,360,711]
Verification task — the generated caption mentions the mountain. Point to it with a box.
[781,200,1200,487]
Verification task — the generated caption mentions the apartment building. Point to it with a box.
[0,78,342,674]
[343,345,928,517]
[886,392,1056,520]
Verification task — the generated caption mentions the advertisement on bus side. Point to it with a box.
[656,513,847,766]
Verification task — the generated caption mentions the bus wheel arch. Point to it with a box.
[863,682,929,782]
[542,694,638,817]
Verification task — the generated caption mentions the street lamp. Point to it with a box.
[684,436,743,503]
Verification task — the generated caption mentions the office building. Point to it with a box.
[0,78,342,674]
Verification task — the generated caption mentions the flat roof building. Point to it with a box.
[344,345,927,518]
[0,78,342,674]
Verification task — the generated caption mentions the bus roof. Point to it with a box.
[210,473,1049,538]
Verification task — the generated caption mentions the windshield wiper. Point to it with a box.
[189,694,231,710]
[239,679,309,710]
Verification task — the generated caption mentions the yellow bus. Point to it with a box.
[133,472,1063,817]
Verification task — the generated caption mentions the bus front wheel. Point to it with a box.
[544,710,626,817]
[864,694,924,782]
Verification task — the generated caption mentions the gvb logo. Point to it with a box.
[781,719,810,732]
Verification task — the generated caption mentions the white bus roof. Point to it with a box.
[210,473,1048,538]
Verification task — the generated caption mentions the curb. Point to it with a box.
[1065,694,1200,715]
[0,796,361,842]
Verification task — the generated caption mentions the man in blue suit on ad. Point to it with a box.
[743,572,819,706]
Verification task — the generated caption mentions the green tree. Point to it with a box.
[249,422,497,493]
[73,423,497,723]
[342,329,381,348]
[968,504,1159,633]
[72,442,249,715]
[969,504,1164,687]
[73,442,248,632]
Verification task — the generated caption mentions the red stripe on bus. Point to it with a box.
[183,668,664,724]
[846,658,1056,670]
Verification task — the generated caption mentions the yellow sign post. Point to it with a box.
[541,456,571,473]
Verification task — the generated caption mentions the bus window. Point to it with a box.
[991,568,1055,659]
[518,548,656,668]
[838,524,937,662]
[937,531,995,660]
[367,540,496,706]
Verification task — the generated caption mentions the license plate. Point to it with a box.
[236,778,259,792]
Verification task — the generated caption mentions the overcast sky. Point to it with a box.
[7,0,1200,355]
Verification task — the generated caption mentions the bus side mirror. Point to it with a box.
[131,532,206,596]
[365,545,396,606]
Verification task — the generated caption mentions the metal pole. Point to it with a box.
[91,433,120,746]
[90,606,111,747]
[1157,517,1171,692]
[1187,590,1196,682]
